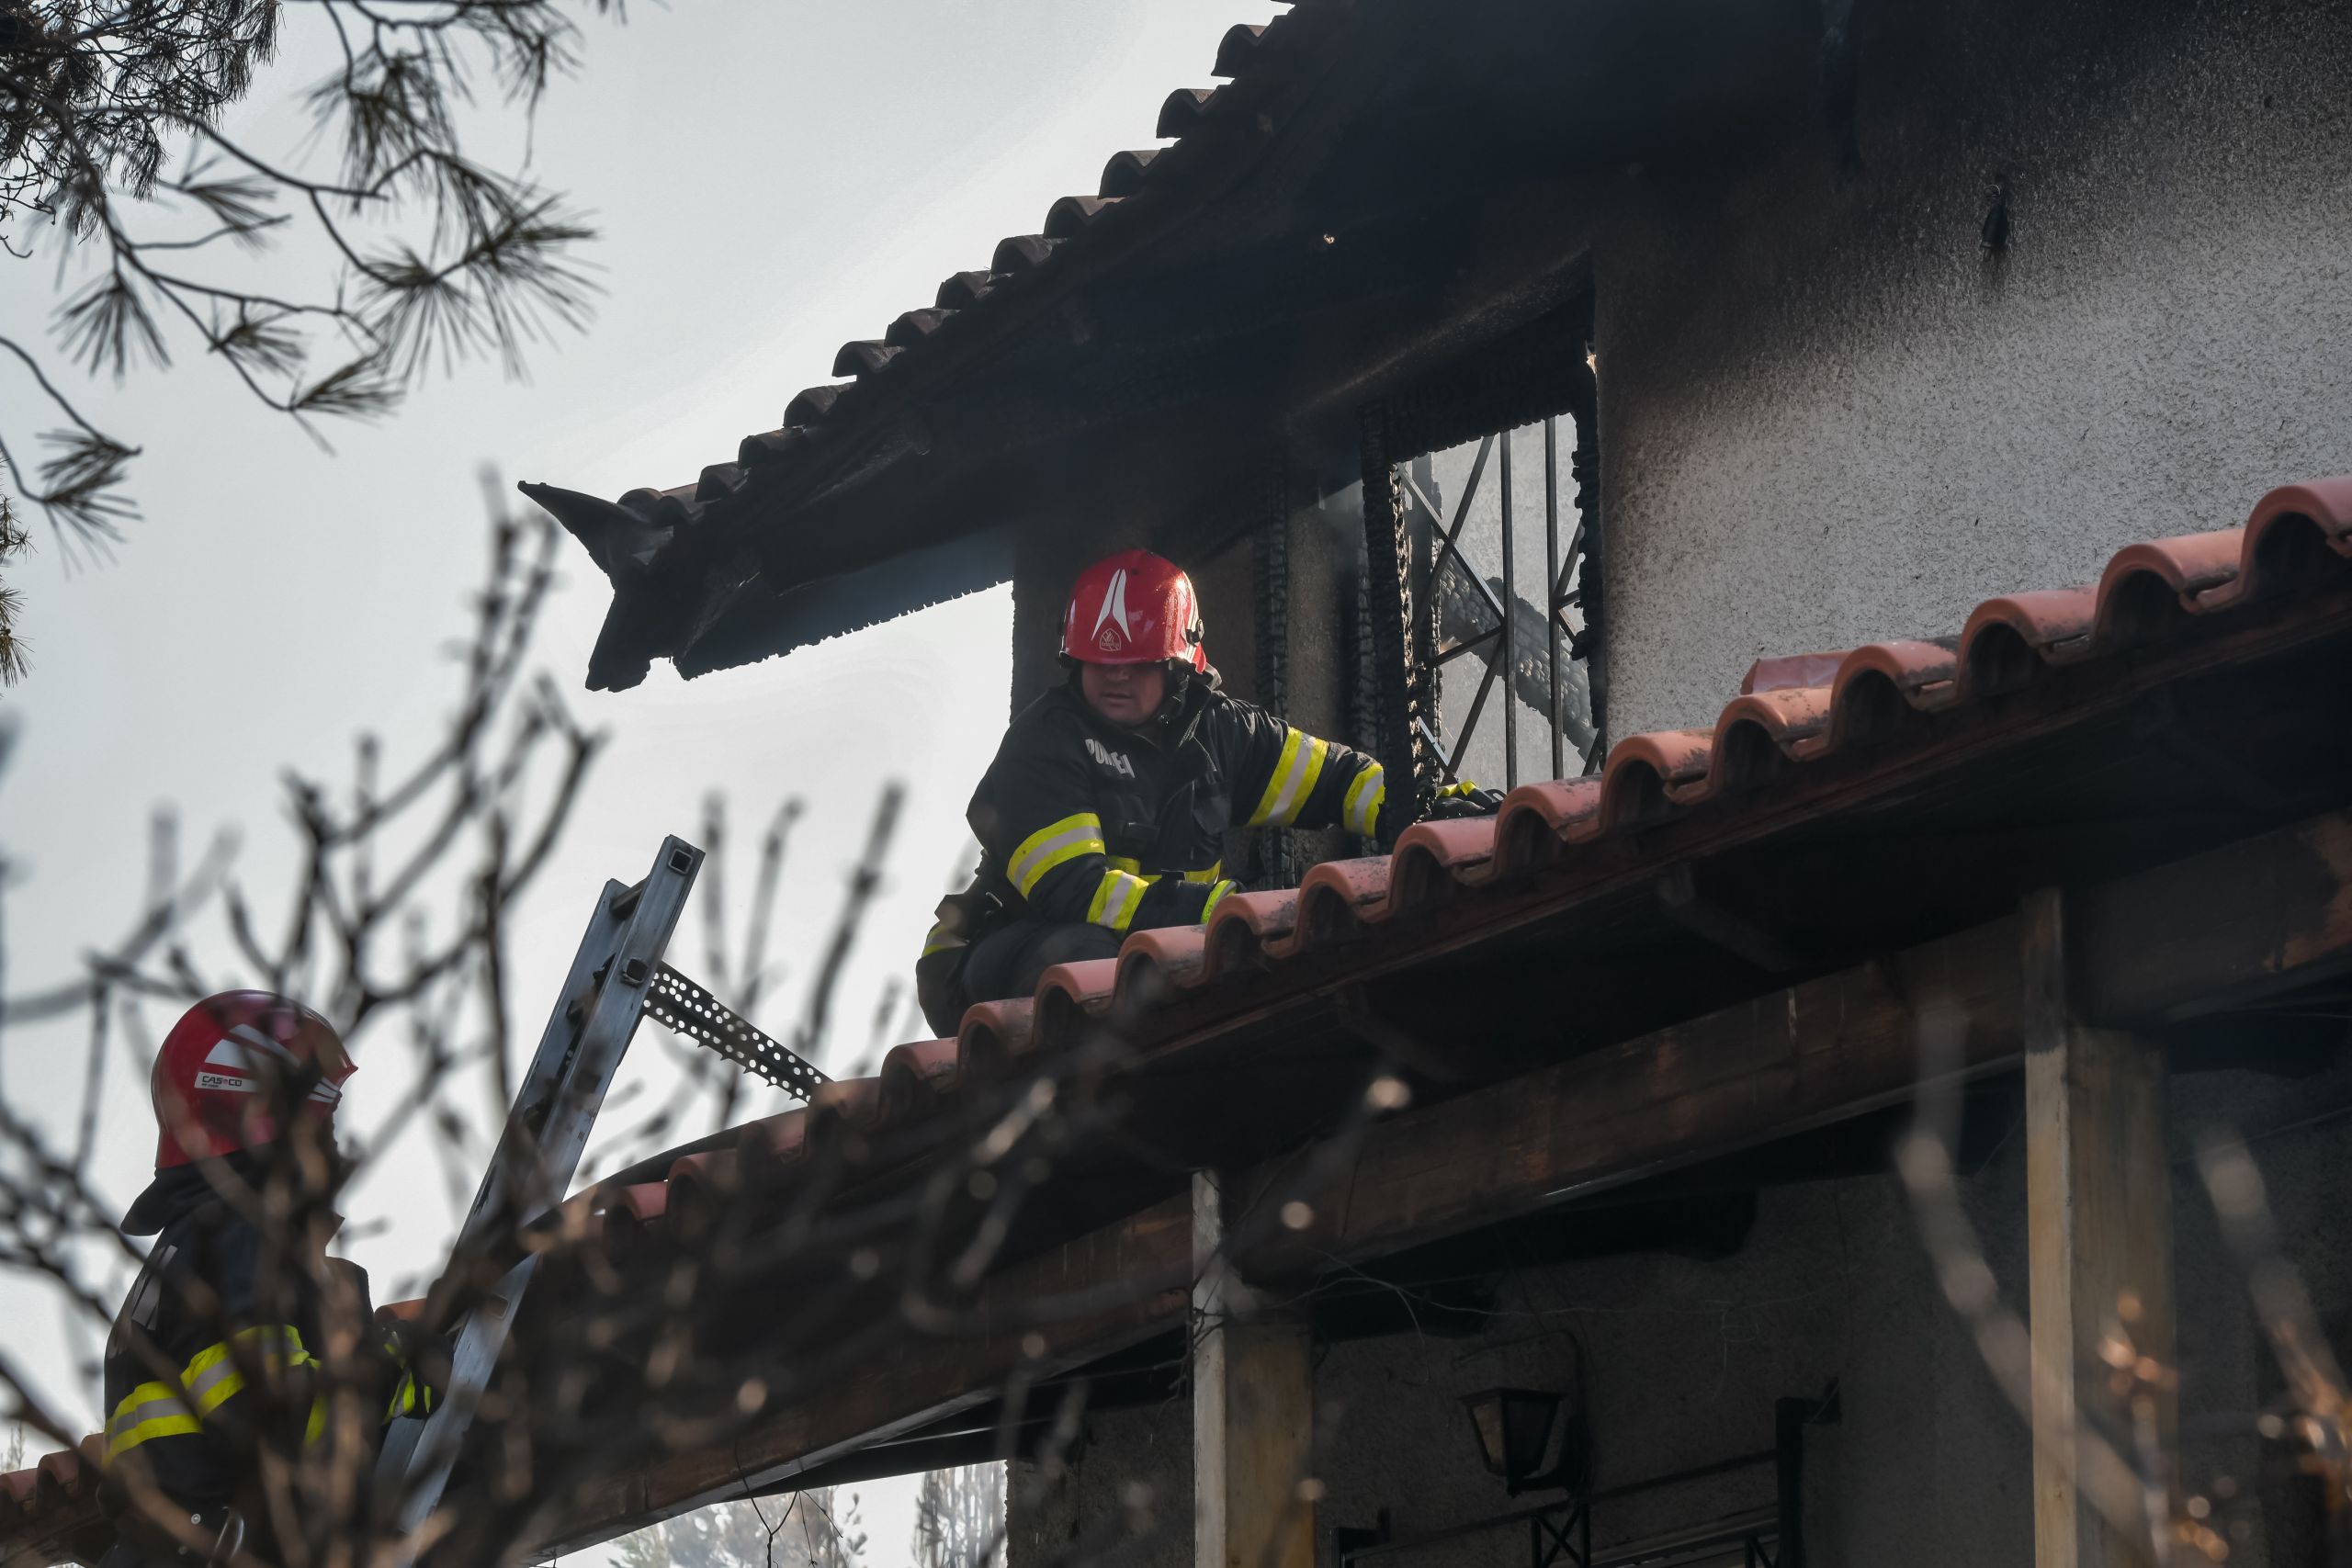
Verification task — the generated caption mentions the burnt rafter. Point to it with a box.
[721,203,1594,617]
[1653,863,1807,974]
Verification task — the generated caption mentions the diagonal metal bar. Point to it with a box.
[1436,625,1505,663]
[1553,520,1588,607]
[1447,647,1505,779]
[1406,443,1510,628]
[1442,434,1493,548]
[645,963,830,1103]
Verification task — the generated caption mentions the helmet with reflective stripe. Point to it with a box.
[1059,549,1208,672]
[151,991,354,1168]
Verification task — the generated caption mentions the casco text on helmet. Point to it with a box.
[149,991,354,1168]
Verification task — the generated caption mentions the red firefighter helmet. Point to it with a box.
[150,991,354,1168]
[1059,549,1208,672]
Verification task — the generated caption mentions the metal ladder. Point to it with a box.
[374,836,828,1563]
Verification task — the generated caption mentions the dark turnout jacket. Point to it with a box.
[103,1156,429,1552]
[933,675,1387,959]
[104,1160,338,1523]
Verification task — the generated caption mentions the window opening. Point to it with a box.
[1403,407,1601,793]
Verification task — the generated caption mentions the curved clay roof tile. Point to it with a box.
[784,382,853,428]
[738,426,808,469]
[695,462,743,502]
[831,340,901,378]
[1044,194,1120,240]
[1213,22,1268,76]
[1295,857,1392,949]
[1156,87,1218,139]
[1388,818,1499,912]
[989,233,1062,275]
[886,308,956,348]
[935,270,998,310]
[956,998,1037,1084]
[879,1038,964,1122]
[1098,148,1160,198]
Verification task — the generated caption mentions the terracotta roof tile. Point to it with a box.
[885,309,956,348]
[1295,854,1396,946]
[988,233,1061,276]
[879,1037,964,1121]
[1097,149,1160,198]
[831,341,900,378]
[783,383,853,428]
[1213,23,1269,76]
[956,998,1035,1085]
[934,269,998,310]
[1044,195,1121,239]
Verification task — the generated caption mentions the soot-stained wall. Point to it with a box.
[1592,0,2352,740]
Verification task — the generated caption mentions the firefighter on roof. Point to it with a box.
[917,548,1492,1036]
[100,992,437,1567]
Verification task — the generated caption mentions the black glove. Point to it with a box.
[1422,780,1504,820]
[379,1316,455,1422]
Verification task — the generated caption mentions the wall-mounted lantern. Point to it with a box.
[1460,1386,1589,1497]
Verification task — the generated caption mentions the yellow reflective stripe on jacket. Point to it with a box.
[106,1325,316,1461]
[106,1382,202,1459]
[1249,731,1329,827]
[183,1325,313,1416]
[921,920,965,958]
[1007,813,1106,897]
[1200,880,1236,924]
[1107,856,1218,886]
[1084,869,1150,932]
[1105,860,1223,884]
[1342,763,1385,838]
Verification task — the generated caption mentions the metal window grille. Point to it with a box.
[1370,399,1603,803]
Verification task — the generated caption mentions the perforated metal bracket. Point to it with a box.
[644,963,831,1104]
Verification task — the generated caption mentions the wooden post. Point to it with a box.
[1193,1170,1316,1568]
[2023,887,2176,1568]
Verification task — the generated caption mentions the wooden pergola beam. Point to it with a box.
[1193,1171,1317,1568]
[2023,887,2176,1568]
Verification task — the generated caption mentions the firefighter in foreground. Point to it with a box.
[919,548,1493,1034]
[101,992,436,1567]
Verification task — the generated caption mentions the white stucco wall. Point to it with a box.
[1595,0,2352,739]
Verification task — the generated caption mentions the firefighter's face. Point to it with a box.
[1080,660,1166,727]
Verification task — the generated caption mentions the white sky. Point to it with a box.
[0,2,1284,1559]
